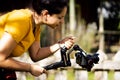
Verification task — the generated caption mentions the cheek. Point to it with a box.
[48,18,58,24]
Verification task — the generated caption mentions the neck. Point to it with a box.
[32,11,44,25]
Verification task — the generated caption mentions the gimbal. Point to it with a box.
[44,44,99,71]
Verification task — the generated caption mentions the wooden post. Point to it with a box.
[94,50,108,80]
[73,61,88,80]
[74,69,88,80]
[55,70,67,80]
[94,71,108,80]
[113,50,120,80]
[34,74,47,80]
[98,7,104,51]
[94,7,108,80]
[69,0,76,34]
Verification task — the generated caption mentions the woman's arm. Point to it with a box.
[0,32,30,71]
[0,32,45,76]
[29,41,60,62]
[29,36,75,62]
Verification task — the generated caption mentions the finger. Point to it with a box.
[65,42,73,49]
[43,69,48,74]
[71,37,76,41]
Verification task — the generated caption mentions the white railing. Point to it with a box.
[15,50,120,80]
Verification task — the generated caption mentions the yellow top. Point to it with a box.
[0,9,40,57]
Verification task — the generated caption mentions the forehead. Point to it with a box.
[58,7,67,16]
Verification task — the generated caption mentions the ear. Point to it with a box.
[41,10,50,21]
[41,10,49,16]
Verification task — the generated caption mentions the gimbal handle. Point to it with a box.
[43,45,99,71]
[44,61,65,70]
[44,46,71,70]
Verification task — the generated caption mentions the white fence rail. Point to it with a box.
[15,50,120,80]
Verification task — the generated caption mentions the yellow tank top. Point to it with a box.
[0,9,40,57]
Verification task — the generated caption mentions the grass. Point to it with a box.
[108,71,114,80]
[67,69,75,80]
[88,72,94,80]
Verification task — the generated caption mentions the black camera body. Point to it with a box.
[73,45,99,71]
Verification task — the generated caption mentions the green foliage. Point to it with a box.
[78,23,98,53]
[118,22,120,30]
[88,72,94,80]
[108,71,114,80]
[47,73,55,80]
[67,69,75,80]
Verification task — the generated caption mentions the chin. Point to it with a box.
[49,25,57,29]
[48,26,55,29]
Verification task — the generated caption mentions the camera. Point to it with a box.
[44,44,99,71]
[74,45,99,71]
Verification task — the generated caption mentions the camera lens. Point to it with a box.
[88,59,93,65]
[92,54,99,64]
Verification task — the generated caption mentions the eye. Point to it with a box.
[58,17,62,19]
[58,16,65,20]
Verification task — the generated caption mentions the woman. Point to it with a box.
[0,0,75,79]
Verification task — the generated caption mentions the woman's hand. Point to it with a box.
[58,36,76,49]
[29,64,47,77]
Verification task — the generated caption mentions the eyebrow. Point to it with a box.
[61,16,64,18]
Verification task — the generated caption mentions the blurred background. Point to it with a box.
[41,0,120,54]
[39,0,120,80]
[0,0,120,80]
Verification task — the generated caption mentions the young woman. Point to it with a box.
[0,0,75,79]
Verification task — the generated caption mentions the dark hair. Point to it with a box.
[32,0,68,15]
[0,0,68,14]
[0,0,31,12]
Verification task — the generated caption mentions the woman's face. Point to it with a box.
[45,7,67,29]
